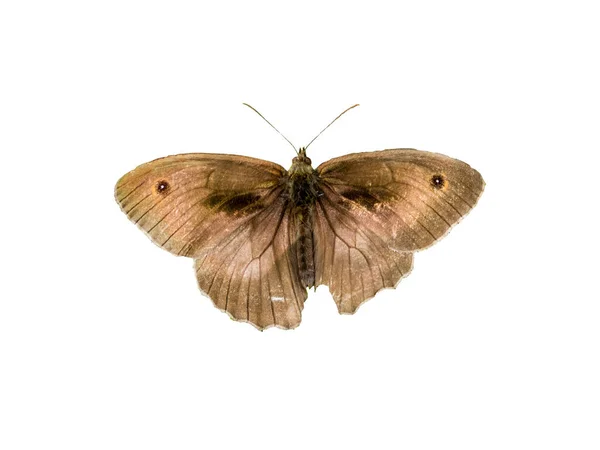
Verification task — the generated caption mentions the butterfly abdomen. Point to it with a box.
[291,205,315,288]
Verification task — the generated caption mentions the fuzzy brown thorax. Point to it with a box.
[288,148,322,206]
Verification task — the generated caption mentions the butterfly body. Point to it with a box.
[286,148,320,288]
[116,147,484,330]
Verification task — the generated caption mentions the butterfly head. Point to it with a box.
[292,147,312,166]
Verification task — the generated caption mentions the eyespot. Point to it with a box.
[430,174,446,190]
[155,180,170,194]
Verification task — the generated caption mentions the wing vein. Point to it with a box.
[124,193,152,215]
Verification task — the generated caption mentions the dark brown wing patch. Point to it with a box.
[204,191,263,215]
[339,186,397,211]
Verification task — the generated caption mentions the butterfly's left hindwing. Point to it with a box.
[115,154,307,329]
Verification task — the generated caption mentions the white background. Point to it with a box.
[1,1,599,449]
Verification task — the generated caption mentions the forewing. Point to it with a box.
[315,149,484,313]
[115,153,285,257]
[317,149,485,252]
[115,153,307,329]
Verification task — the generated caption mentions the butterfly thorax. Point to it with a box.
[286,148,320,288]
[287,148,322,206]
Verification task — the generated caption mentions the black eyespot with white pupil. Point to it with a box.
[431,174,446,189]
[156,180,170,194]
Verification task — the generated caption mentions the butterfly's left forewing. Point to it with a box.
[115,154,307,329]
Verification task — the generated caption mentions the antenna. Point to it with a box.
[304,104,359,150]
[243,103,298,155]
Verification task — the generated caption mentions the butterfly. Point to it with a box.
[115,105,485,330]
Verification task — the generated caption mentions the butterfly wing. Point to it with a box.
[314,148,484,313]
[115,154,306,329]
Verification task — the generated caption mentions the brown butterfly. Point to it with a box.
[115,105,484,330]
